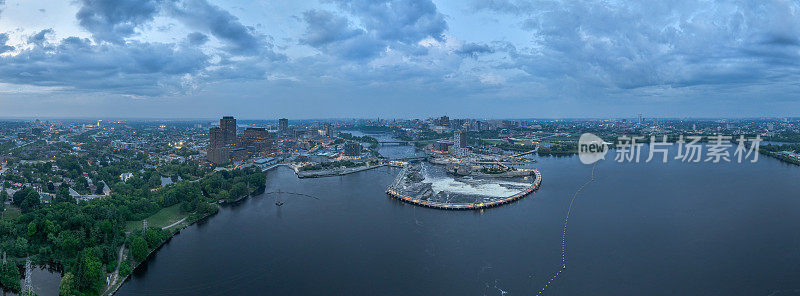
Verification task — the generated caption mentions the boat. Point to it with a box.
[276,189,284,206]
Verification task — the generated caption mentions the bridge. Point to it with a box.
[261,163,294,172]
[377,140,413,145]
[510,148,538,158]
[392,156,426,161]
[377,139,444,145]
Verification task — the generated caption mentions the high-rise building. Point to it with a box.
[439,116,450,127]
[220,116,237,146]
[241,127,273,157]
[207,127,229,164]
[343,142,362,157]
[473,121,483,131]
[208,116,277,164]
[323,123,336,138]
[278,118,288,135]
[451,119,465,130]
[453,130,468,156]
[453,130,467,149]
[208,116,243,164]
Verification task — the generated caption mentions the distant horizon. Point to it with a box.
[0,115,795,122]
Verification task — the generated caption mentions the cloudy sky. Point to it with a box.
[0,0,799,119]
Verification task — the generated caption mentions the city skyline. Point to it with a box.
[0,115,796,121]
[0,105,798,295]
[2,1,800,295]
[2,0,800,118]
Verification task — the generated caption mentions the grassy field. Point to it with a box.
[481,139,506,144]
[2,206,20,220]
[125,204,187,232]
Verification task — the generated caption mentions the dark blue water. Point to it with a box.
[116,147,800,296]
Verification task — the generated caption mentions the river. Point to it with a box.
[116,138,800,295]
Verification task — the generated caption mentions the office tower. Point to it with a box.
[208,116,240,164]
[207,127,229,164]
[343,142,362,156]
[451,119,465,130]
[439,116,450,127]
[242,127,273,157]
[220,116,237,146]
[473,121,483,131]
[323,123,336,137]
[278,118,288,135]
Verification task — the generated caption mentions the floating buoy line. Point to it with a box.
[263,190,320,206]
[537,163,597,296]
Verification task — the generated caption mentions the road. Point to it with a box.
[162,217,187,230]
[104,245,126,295]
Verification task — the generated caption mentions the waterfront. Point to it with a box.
[341,130,426,160]
[117,146,800,295]
[7,1,800,294]
[386,162,541,209]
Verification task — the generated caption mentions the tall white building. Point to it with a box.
[453,130,468,156]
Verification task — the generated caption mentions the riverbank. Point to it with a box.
[103,203,220,296]
[760,150,800,166]
[104,181,266,296]
[297,164,386,178]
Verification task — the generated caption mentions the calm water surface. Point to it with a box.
[116,145,800,296]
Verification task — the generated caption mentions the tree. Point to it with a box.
[229,183,248,201]
[59,272,75,296]
[55,187,74,203]
[76,177,89,193]
[126,176,144,189]
[216,190,230,201]
[0,262,20,292]
[77,254,104,293]
[0,190,7,212]
[196,202,217,216]
[247,172,266,189]
[130,236,149,262]
[11,237,29,257]
[27,222,36,237]
[180,199,198,212]
[0,166,264,294]
[147,174,161,189]
[12,187,40,212]
[95,181,105,195]
[119,260,132,278]
[12,187,31,204]
[144,228,168,248]
[99,220,113,235]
